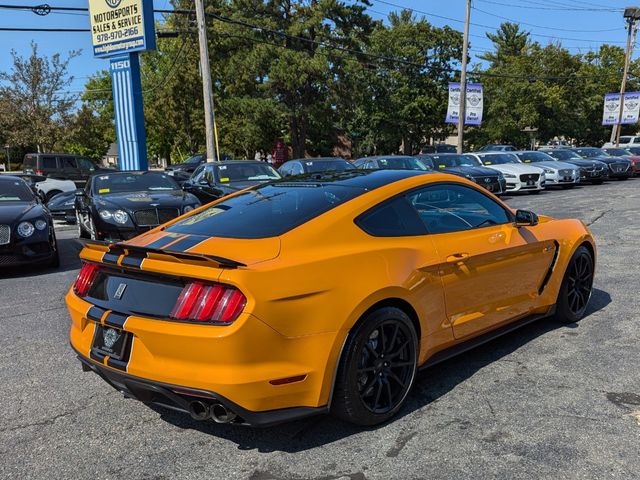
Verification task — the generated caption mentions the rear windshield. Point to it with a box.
[166,183,364,238]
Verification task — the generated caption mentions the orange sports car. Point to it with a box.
[66,170,596,426]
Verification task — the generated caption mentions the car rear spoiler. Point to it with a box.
[80,239,247,269]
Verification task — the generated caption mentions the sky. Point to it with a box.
[0,0,636,97]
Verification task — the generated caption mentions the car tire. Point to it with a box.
[331,307,418,426]
[45,190,62,202]
[77,211,89,239]
[554,245,594,324]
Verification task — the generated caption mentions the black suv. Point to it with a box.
[22,153,108,187]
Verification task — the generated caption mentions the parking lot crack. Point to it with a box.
[586,209,612,227]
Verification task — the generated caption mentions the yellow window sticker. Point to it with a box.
[484,162,492,165]
[98,188,110,194]
[439,164,446,168]
[220,177,230,182]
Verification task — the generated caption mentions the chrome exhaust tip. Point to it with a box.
[210,403,237,424]
[188,400,211,421]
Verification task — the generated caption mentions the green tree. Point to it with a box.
[0,42,80,152]
[348,10,463,155]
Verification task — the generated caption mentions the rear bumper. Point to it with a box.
[74,349,327,427]
[67,289,339,419]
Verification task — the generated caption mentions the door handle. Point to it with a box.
[446,253,469,263]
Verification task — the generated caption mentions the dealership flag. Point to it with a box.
[446,83,483,125]
[602,92,640,125]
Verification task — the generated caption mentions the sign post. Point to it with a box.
[88,0,156,171]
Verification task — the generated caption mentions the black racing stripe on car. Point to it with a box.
[104,312,129,329]
[120,255,144,268]
[144,234,185,250]
[90,349,107,363]
[102,252,120,264]
[167,235,208,253]
[107,357,128,371]
[87,306,106,322]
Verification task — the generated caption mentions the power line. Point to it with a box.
[472,5,622,32]
[372,0,628,43]
[476,0,621,12]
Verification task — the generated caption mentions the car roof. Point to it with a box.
[0,175,25,182]
[288,157,347,162]
[205,160,268,166]
[273,169,431,190]
[355,155,417,161]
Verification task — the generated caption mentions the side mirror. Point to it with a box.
[74,188,84,197]
[515,209,538,227]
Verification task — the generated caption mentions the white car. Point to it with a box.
[465,152,546,193]
[603,136,640,148]
[34,175,76,201]
[513,151,580,188]
[5,173,77,201]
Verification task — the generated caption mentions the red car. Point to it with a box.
[603,148,640,176]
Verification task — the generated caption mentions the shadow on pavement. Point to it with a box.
[151,288,612,453]
[0,237,83,278]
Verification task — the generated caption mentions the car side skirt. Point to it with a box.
[419,306,556,371]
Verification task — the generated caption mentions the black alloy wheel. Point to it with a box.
[332,307,418,426]
[555,246,594,324]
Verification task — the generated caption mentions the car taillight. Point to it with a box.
[170,281,246,324]
[35,169,44,175]
[73,262,101,297]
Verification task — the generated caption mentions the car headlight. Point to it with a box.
[503,173,516,178]
[99,209,113,220]
[112,210,129,224]
[17,221,35,238]
[34,219,48,231]
[542,167,555,174]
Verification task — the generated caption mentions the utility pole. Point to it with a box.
[611,7,640,147]
[457,0,472,154]
[194,0,218,162]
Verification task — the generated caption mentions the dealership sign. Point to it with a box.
[88,0,156,58]
[446,83,483,126]
[602,92,640,125]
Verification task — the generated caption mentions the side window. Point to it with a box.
[407,184,511,234]
[78,158,95,171]
[61,157,78,169]
[356,196,427,237]
[41,156,57,169]
[202,166,215,184]
[191,164,206,183]
[293,162,304,175]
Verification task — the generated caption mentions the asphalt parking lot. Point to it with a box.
[1,179,639,480]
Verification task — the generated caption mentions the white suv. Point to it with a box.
[603,136,640,148]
